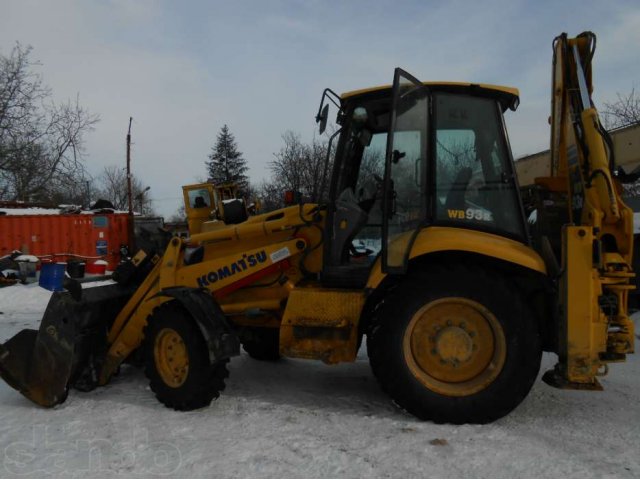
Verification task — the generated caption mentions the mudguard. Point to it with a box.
[155,287,240,364]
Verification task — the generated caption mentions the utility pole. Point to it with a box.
[126,117,133,216]
[126,117,135,256]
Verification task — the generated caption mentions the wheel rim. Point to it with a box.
[154,328,189,388]
[402,297,506,397]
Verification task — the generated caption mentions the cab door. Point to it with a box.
[382,68,430,273]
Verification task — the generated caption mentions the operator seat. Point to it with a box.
[329,188,369,264]
[444,167,473,211]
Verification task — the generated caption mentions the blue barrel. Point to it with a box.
[39,263,66,291]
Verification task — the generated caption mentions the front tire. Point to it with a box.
[367,265,541,424]
[144,303,229,411]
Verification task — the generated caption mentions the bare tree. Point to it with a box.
[95,165,154,214]
[258,131,330,211]
[267,131,308,193]
[599,87,640,197]
[603,88,640,129]
[0,43,98,202]
[255,179,286,213]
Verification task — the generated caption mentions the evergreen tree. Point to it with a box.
[205,125,249,195]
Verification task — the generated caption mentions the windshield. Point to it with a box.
[187,189,212,209]
[433,93,525,238]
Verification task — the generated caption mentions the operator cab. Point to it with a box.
[319,69,528,288]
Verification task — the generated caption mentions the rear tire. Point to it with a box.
[367,265,541,424]
[241,327,281,361]
[144,303,229,410]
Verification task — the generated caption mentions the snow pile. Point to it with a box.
[0,207,130,217]
[0,207,62,216]
[14,255,39,263]
[0,283,638,477]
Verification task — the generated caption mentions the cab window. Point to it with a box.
[434,93,524,238]
[188,189,212,209]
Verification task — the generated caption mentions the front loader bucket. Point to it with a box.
[0,282,135,407]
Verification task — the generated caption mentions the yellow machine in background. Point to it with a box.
[0,32,633,424]
[182,182,252,234]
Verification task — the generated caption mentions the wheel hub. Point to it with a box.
[154,328,189,388]
[435,326,473,363]
[403,297,506,396]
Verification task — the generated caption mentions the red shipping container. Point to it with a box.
[0,213,131,270]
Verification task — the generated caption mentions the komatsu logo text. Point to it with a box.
[197,250,267,288]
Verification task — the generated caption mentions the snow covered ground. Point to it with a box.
[0,283,638,478]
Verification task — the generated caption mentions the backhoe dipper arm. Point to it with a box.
[550,32,630,234]
[542,32,635,389]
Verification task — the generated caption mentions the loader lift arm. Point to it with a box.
[98,234,307,386]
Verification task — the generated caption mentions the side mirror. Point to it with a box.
[317,104,329,135]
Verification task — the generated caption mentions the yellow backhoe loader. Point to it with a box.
[0,32,634,424]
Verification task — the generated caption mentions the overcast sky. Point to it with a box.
[2,0,639,217]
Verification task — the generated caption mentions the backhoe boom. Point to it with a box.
[541,32,635,389]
